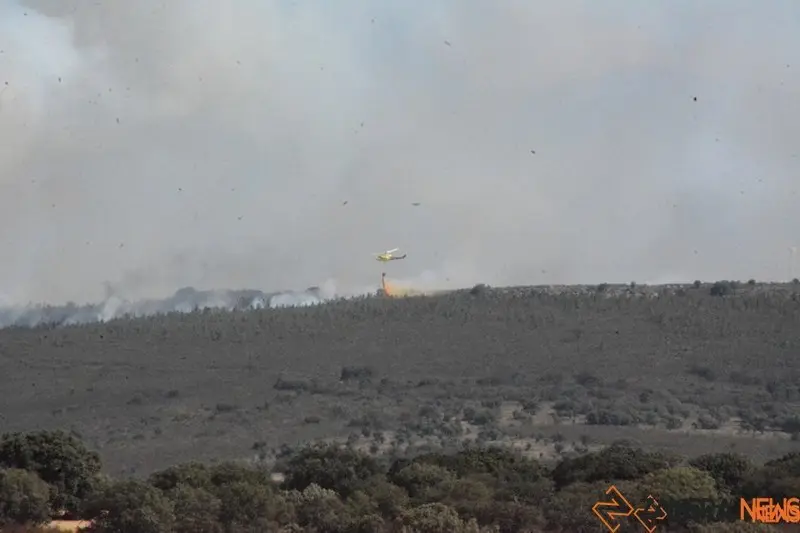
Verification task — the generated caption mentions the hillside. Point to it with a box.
[1,280,798,477]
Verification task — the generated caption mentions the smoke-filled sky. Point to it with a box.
[1,0,799,305]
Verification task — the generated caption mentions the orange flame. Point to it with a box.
[380,272,423,297]
[381,272,394,296]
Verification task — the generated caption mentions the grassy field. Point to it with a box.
[1,279,798,477]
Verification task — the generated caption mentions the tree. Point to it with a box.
[551,444,679,488]
[214,480,292,532]
[402,447,546,483]
[85,479,175,533]
[443,476,493,508]
[0,430,102,514]
[762,452,800,476]
[167,484,222,533]
[284,483,347,532]
[740,452,800,499]
[472,500,541,533]
[390,463,455,500]
[639,466,719,501]
[148,462,213,492]
[542,480,620,532]
[358,477,409,519]
[208,461,273,488]
[282,443,382,498]
[0,468,51,526]
[634,467,723,528]
[710,281,734,296]
[689,453,753,494]
[397,503,478,533]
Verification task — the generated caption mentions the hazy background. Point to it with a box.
[1,0,799,307]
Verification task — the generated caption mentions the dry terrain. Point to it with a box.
[1,280,799,477]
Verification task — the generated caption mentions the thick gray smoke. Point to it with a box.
[2,0,799,318]
[0,283,341,328]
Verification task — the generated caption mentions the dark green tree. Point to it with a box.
[542,480,618,532]
[215,480,290,532]
[389,462,455,500]
[0,430,102,514]
[638,466,719,501]
[0,468,51,526]
[551,444,679,488]
[208,461,273,488]
[357,477,409,519]
[148,462,213,492]
[689,452,753,493]
[85,479,175,533]
[286,484,349,532]
[396,502,477,533]
[740,452,800,499]
[167,484,222,533]
[282,443,382,498]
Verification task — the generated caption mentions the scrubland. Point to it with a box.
[1,279,799,531]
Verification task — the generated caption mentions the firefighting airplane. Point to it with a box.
[373,248,407,262]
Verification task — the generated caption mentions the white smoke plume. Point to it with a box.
[0,283,346,329]
[1,0,799,326]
